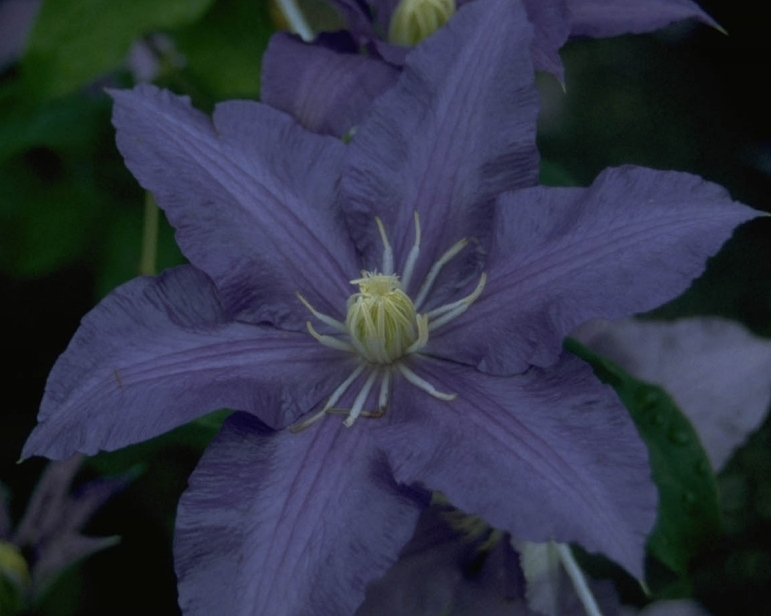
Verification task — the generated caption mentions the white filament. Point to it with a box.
[274,0,314,41]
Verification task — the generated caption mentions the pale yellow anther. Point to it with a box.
[388,0,456,46]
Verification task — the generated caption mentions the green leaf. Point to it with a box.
[172,0,274,103]
[21,0,215,100]
[0,575,25,616]
[0,85,117,277]
[0,84,109,164]
[539,159,578,187]
[565,338,722,588]
[0,151,102,277]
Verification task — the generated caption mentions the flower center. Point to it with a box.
[388,0,456,46]
[294,213,484,431]
[346,273,421,364]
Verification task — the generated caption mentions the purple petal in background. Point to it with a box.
[566,0,719,38]
[12,454,127,595]
[324,0,380,41]
[111,84,357,326]
[0,0,41,68]
[23,266,353,459]
[358,505,533,616]
[574,317,771,470]
[13,455,84,547]
[431,166,761,375]
[0,485,10,540]
[622,599,711,616]
[341,0,539,294]
[376,354,656,577]
[521,0,572,78]
[175,413,423,616]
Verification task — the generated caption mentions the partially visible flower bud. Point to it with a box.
[388,0,456,46]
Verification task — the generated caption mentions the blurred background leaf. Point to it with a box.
[20,0,215,100]
[171,0,273,103]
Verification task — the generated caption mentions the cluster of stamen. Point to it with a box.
[346,273,427,363]
[388,0,457,47]
[293,212,485,431]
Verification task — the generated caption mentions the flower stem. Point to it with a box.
[140,191,159,276]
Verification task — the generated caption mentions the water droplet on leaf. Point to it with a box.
[694,459,710,477]
[634,388,659,411]
[668,427,690,445]
[682,491,699,515]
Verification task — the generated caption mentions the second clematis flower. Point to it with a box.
[22,0,760,614]
[262,0,720,137]
[324,0,718,73]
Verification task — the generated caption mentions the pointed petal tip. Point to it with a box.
[21,430,83,462]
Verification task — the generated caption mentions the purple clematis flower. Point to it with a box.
[1,454,127,607]
[22,0,758,613]
[263,0,719,137]
[325,0,718,72]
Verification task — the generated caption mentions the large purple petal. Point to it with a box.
[111,84,358,326]
[175,412,423,616]
[22,266,353,460]
[341,0,539,299]
[376,354,657,577]
[574,317,771,471]
[566,0,719,38]
[262,32,399,138]
[431,166,761,375]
